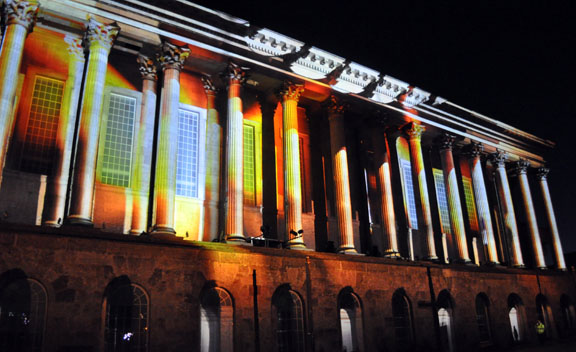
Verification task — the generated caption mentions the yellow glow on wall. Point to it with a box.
[105,65,136,91]
[180,72,206,107]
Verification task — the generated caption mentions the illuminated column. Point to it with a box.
[491,151,524,267]
[514,160,546,268]
[201,76,221,241]
[68,18,119,225]
[224,62,247,243]
[373,130,398,256]
[438,134,470,263]
[536,168,566,270]
[151,42,190,235]
[467,143,499,264]
[278,82,306,249]
[0,0,38,190]
[326,96,357,254]
[129,54,157,234]
[404,123,437,260]
[43,36,85,226]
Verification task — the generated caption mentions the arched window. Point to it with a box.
[437,290,455,352]
[507,293,525,342]
[536,294,553,338]
[200,287,234,352]
[272,286,305,352]
[0,271,47,352]
[475,293,492,344]
[560,294,575,331]
[392,289,413,350]
[104,277,149,352]
[338,288,364,352]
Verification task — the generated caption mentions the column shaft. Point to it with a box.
[405,123,437,260]
[43,36,85,226]
[68,19,119,225]
[375,132,398,256]
[468,144,499,264]
[280,82,305,248]
[327,97,357,254]
[537,168,566,270]
[0,0,38,190]
[516,160,546,268]
[130,55,157,234]
[224,63,246,242]
[492,151,524,267]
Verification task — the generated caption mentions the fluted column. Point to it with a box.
[224,62,247,243]
[404,123,437,260]
[537,168,566,270]
[43,35,85,226]
[202,76,221,241]
[326,96,357,254]
[373,129,398,256]
[278,82,306,248]
[515,160,546,268]
[129,54,157,234]
[438,134,470,263]
[0,0,38,190]
[467,143,499,264]
[151,42,189,235]
[492,151,524,267]
[68,18,119,225]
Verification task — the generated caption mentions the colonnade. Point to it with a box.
[0,0,566,269]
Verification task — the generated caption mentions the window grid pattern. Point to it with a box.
[401,160,418,230]
[105,284,148,352]
[277,291,305,352]
[21,76,64,174]
[433,169,452,235]
[462,176,479,231]
[243,124,256,206]
[176,109,200,197]
[101,94,136,187]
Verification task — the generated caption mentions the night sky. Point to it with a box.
[192,1,576,253]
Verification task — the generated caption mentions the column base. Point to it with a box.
[383,251,401,258]
[129,229,146,236]
[65,216,94,227]
[452,258,472,265]
[43,220,62,228]
[150,225,176,236]
[485,261,501,267]
[338,247,361,255]
[512,263,526,269]
[424,255,439,261]
[226,235,249,244]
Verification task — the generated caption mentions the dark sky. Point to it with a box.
[193,1,576,253]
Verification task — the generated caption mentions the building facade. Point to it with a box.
[0,1,574,351]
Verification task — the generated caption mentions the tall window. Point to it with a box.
[461,176,479,232]
[200,287,234,352]
[176,108,201,197]
[392,289,413,350]
[338,289,364,352]
[475,294,492,344]
[104,279,149,352]
[0,276,47,352]
[400,159,418,230]
[101,93,137,187]
[437,290,455,352]
[561,295,575,331]
[433,168,452,235]
[273,287,305,352]
[243,123,256,206]
[508,294,524,342]
[20,76,64,174]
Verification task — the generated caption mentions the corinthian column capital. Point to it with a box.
[438,133,456,151]
[3,0,38,32]
[157,41,190,71]
[277,81,304,102]
[491,150,508,168]
[536,167,549,181]
[403,122,425,141]
[64,35,85,62]
[137,54,157,81]
[224,61,247,84]
[201,76,217,94]
[85,17,120,51]
[467,141,484,158]
[514,159,530,175]
[324,95,346,116]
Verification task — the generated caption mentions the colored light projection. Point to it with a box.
[395,137,418,230]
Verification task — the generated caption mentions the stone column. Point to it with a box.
[515,160,546,268]
[224,62,247,243]
[68,18,119,225]
[491,151,524,267]
[404,123,437,260]
[201,76,221,241]
[373,129,398,257]
[467,143,499,264]
[43,35,85,226]
[151,42,189,235]
[326,96,357,254]
[129,54,157,234]
[278,81,306,249]
[0,0,38,190]
[536,168,566,270]
[438,134,470,263]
